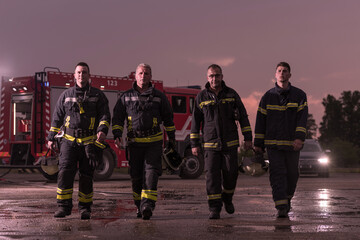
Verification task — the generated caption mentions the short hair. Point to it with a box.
[276,62,291,73]
[207,64,222,73]
[75,62,90,73]
[136,63,152,75]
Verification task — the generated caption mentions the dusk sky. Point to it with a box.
[1,0,360,134]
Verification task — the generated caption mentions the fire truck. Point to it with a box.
[0,68,204,180]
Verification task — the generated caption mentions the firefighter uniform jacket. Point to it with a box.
[47,84,111,145]
[254,83,308,151]
[190,81,252,151]
[112,82,175,144]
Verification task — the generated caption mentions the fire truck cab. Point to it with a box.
[0,69,204,180]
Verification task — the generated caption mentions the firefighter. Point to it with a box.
[112,63,175,220]
[191,64,253,219]
[47,62,110,220]
[254,62,308,218]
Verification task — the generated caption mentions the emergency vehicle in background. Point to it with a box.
[0,68,204,180]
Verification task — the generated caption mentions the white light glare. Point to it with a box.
[318,157,329,164]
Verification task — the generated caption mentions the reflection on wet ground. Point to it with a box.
[0,173,359,239]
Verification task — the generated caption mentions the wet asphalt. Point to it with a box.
[0,170,359,240]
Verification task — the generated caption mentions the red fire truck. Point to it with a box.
[0,68,204,180]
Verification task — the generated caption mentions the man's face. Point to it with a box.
[74,65,90,87]
[135,66,152,89]
[207,67,223,90]
[275,66,291,85]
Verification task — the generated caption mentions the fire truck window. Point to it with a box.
[172,96,187,113]
[12,95,33,141]
[189,97,195,114]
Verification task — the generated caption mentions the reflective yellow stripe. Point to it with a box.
[255,133,265,139]
[265,139,293,146]
[220,98,235,103]
[199,100,215,109]
[258,107,267,115]
[141,189,157,201]
[164,125,176,131]
[63,134,97,145]
[112,125,123,131]
[94,140,106,149]
[152,118,158,128]
[241,126,252,133]
[57,188,73,200]
[275,199,288,206]
[78,191,93,203]
[223,188,235,194]
[99,120,109,128]
[64,116,70,128]
[190,133,200,139]
[133,192,141,201]
[50,127,61,132]
[297,102,308,112]
[226,140,239,147]
[79,103,85,114]
[204,142,218,148]
[207,194,222,200]
[296,127,306,133]
[89,117,95,130]
[267,102,299,111]
[127,116,132,130]
[131,132,163,143]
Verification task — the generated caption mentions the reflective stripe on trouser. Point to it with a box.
[266,148,300,209]
[128,141,163,211]
[204,148,238,212]
[57,140,94,210]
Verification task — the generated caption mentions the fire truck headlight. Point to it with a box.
[12,87,17,92]
[23,87,27,91]
[318,157,329,164]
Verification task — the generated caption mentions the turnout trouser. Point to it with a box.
[128,142,163,211]
[267,148,300,209]
[56,140,95,211]
[204,148,238,212]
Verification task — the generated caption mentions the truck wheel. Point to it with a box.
[94,148,115,181]
[179,148,204,179]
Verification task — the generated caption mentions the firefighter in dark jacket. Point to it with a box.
[112,63,175,220]
[47,62,110,220]
[191,64,253,219]
[254,62,308,218]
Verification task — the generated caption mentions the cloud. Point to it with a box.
[241,91,264,129]
[188,57,236,67]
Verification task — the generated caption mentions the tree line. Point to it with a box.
[307,90,360,167]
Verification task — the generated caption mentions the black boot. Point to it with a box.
[142,206,152,220]
[224,202,235,214]
[209,211,220,219]
[54,208,71,218]
[80,209,91,220]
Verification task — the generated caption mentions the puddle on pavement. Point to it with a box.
[159,190,194,200]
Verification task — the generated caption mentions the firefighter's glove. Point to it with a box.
[85,144,102,170]
[166,139,176,150]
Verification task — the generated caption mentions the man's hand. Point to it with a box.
[192,147,200,156]
[293,139,304,151]
[254,146,264,154]
[114,137,121,149]
[47,140,54,150]
[97,131,106,142]
[244,140,253,150]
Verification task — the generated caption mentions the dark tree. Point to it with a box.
[306,114,317,139]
